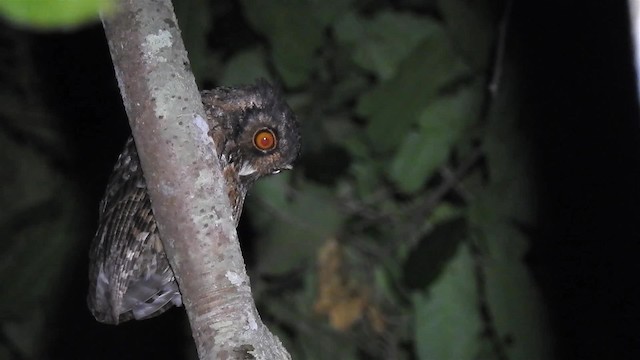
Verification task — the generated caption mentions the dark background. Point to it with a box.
[1,1,639,359]
[516,2,640,359]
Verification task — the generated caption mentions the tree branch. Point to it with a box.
[100,0,290,358]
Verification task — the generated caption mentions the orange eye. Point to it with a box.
[253,129,276,151]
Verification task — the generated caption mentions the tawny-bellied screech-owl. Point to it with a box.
[87,80,300,324]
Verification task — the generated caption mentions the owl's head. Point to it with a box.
[203,80,301,187]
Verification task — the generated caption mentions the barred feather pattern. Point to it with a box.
[87,81,300,324]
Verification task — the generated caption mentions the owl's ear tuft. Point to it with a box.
[254,78,279,97]
[252,80,290,116]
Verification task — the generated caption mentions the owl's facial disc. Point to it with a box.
[225,81,300,182]
[236,126,289,178]
[235,123,296,180]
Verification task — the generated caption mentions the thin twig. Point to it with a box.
[469,236,510,360]
[405,147,485,247]
[470,3,514,359]
[488,0,513,96]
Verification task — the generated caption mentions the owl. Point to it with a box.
[87,80,301,324]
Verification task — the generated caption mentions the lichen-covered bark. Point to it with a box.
[100,0,290,358]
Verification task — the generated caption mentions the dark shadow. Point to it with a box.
[513,2,640,359]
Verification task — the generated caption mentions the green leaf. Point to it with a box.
[0,0,113,29]
[350,158,383,201]
[428,203,463,227]
[390,84,480,193]
[301,0,353,26]
[248,174,343,274]
[466,204,553,360]
[413,243,482,360]
[219,47,271,86]
[460,55,552,358]
[340,132,386,201]
[483,232,553,360]
[357,31,468,152]
[403,218,467,290]
[334,11,437,80]
[240,0,348,87]
[467,174,553,359]
[389,131,435,193]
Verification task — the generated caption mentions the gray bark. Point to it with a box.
[100,0,291,358]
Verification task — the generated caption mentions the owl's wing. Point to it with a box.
[87,138,181,324]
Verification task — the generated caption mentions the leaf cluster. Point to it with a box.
[0,0,554,359]
[172,0,554,359]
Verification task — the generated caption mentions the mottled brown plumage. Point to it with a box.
[87,81,300,324]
